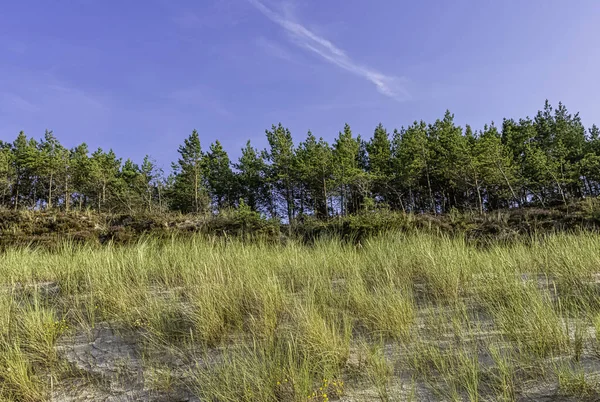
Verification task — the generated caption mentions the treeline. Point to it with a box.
[1,100,600,220]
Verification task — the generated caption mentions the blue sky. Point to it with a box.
[1,0,599,170]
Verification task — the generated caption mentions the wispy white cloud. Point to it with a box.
[0,93,39,113]
[255,36,296,62]
[247,0,410,101]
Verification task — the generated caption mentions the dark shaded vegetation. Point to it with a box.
[4,198,600,250]
[0,208,278,249]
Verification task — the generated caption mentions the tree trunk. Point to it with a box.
[475,176,483,214]
[340,165,346,217]
[102,181,107,210]
[194,169,199,214]
[48,172,53,209]
[329,193,334,218]
[497,162,518,206]
[546,168,567,206]
[14,178,19,210]
[322,173,328,219]
[286,184,293,226]
[157,185,162,211]
[147,185,152,212]
[426,168,435,214]
[299,185,304,218]
[422,144,435,214]
[64,175,70,212]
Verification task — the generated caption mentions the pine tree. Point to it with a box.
[529,101,566,204]
[523,144,561,206]
[0,141,14,207]
[89,148,121,212]
[352,134,372,213]
[38,130,67,209]
[59,145,72,210]
[553,102,586,198]
[588,125,600,154]
[140,155,164,212]
[579,153,600,196]
[264,123,296,223]
[333,124,360,216]
[533,100,555,151]
[11,132,38,209]
[297,131,333,218]
[117,158,143,212]
[205,140,235,211]
[473,124,518,210]
[392,121,435,213]
[235,141,267,213]
[428,111,470,212]
[581,125,600,195]
[71,143,91,210]
[170,130,207,214]
[463,125,483,213]
[366,123,392,205]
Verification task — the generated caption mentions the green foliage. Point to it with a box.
[392,121,435,213]
[205,140,235,210]
[170,130,208,214]
[235,140,268,213]
[366,123,392,206]
[333,124,361,216]
[89,148,121,211]
[264,123,296,222]
[297,131,333,218]
[3,99,600,221]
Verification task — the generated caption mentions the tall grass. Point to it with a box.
[2,232,600,400]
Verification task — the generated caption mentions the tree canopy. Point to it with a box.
[2,101,598,219]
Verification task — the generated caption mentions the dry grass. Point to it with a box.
[2,232,600,400]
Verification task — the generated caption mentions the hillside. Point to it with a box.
[3,200,600,249]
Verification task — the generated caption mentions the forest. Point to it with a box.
[1,100,600,221]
